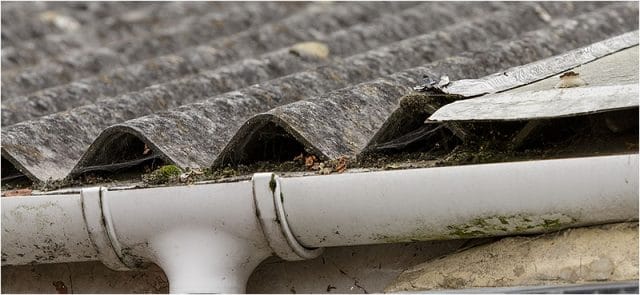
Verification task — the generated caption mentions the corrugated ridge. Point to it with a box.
[72,3,605,176]
[221,5,639,163]
[0,3,312,99]
[1,2,49,28]
[1,2,412,122]
[1,2,149,47]
[1,2,505,126]
[2,3,307,71]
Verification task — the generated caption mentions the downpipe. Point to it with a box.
[83,180,322,293]
[93,182,278,293]
[2,154,637,293]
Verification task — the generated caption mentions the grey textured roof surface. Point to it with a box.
[1,1,638,186]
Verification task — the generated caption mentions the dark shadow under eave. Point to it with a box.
[213,114,322,168]
[69,126,169,180]
[362,92,467,156]
[1,154,33,188]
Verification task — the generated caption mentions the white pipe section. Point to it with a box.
[280,154,639,247]
[2,154,637,293]
[1,194,98,265]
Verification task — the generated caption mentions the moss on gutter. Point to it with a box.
[142,165,182,185]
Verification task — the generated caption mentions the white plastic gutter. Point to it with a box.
[2,154,638,293]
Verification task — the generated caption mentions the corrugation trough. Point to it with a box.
[1,1,638,187]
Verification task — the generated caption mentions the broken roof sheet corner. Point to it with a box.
[427,35,640,122]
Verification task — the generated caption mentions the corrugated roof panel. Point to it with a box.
[3,2,552,182]
[75,3,583,176]
[2,2,295,70]
[1,2,149,47]
[2,2,395,99]
[1,2,638,188]
[1,2,415,125]
[1,2,503,126]
[221,10,639,164]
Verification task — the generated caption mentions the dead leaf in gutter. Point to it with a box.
[52,281,68,294]
[335,156,349,173]
[305,155,317,169]
[3,188,32,197]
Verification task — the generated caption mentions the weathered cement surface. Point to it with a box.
[385,222,639,292]
[1,261,168,293]
[1,240,465,294]
[5,224,635,293]
[247,240,466,293]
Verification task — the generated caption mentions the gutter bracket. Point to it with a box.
[252,173,324,260]
[80,187,130,271]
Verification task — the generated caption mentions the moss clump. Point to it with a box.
[399,92,462,116]
[143,165,182,185]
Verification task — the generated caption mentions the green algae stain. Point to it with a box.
[372,213,577,243]
[542,218,563,229]
[446,213,577,239]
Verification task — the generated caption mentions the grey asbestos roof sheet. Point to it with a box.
[1,2,638,185]
[2,3,304,70]
[1,2,497,126]
[2,2,400,100]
